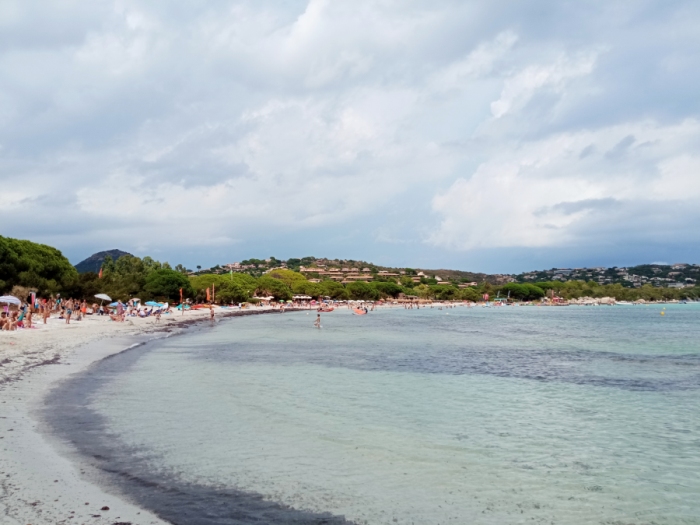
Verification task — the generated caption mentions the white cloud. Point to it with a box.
[491,52,597,118]
[429,31,518,93]
[430,119,700,249]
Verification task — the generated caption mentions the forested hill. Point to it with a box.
[75,249,132,274]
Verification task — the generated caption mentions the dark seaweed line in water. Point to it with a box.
[208,339,700,391]
[99,464,356,525]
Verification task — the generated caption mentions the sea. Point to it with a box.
[44,304,700,525]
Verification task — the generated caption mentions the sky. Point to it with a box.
[2,0,700,273]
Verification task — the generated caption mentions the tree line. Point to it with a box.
[2,236,699,303]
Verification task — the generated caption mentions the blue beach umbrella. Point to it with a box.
[145,301,163,307]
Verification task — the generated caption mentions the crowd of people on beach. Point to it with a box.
[0,295,176,331]
[1,295,82,331]
[105,299,172,323]
[1,292,467,332]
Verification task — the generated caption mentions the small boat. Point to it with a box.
[353,308,367,315]
[318,306,334,312]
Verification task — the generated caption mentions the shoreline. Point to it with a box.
[0,306,300,525]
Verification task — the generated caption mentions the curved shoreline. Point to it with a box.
[0,307,304,525]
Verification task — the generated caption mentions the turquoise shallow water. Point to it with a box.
[48,305,700,524]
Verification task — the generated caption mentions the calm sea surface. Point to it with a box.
[46,305,700,525]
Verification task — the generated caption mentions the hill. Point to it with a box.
[195,256,511,285]
[74,249,132,274]
[413,268,511,284]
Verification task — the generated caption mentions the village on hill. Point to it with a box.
[188,256,513,288]
[191,256,699,290]
[517,263,699,289]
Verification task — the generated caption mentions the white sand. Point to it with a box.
[0,307,275,525]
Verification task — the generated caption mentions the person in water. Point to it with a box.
[314,313,321,328]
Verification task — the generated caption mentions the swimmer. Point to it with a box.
[314,313,321,328]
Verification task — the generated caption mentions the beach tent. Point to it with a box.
[0,295,21,306]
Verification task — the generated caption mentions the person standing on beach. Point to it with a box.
[26,302,33,328]
[65,299,73,324]
[42,300,50,324]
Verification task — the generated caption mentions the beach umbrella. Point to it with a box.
[108,301,126,307]
[0,295,21,306]
[95,293,111,302]
[145,301,162,307]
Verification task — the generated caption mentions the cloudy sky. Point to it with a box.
[2,0,699,273]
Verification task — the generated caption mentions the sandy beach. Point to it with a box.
[0,306,285,525]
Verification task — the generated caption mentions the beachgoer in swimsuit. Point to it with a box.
[314,313,321,328]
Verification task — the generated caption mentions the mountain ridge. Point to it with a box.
[74,249,132,274]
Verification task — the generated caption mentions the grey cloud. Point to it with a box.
[579,144,595,159]
[605,135,636,160]
[535,198,620,217]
